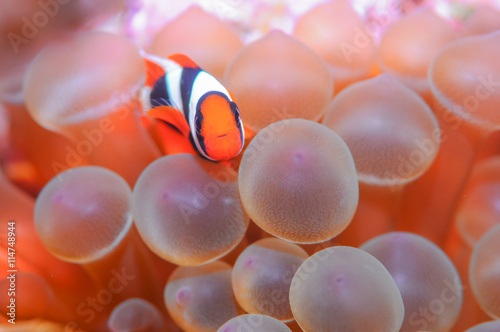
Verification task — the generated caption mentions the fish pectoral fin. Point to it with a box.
[219,160,233,168]
[147,106,191,138]
[243,124,255,139]
[156,122,197,156]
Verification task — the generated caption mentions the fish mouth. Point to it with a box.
[216,134,229,139]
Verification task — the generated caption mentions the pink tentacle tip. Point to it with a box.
[176,287,192,306]
[244,254,258,268]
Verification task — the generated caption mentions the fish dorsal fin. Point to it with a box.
[168,54,199,69]
[144,58,166,88]
[147,105,191,138]
[156,122,197,156]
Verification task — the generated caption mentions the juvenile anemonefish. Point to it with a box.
[140,51,245,161]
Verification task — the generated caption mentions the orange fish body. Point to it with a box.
[140,52,245,161]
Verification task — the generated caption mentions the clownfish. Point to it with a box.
[140,52,245,161]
